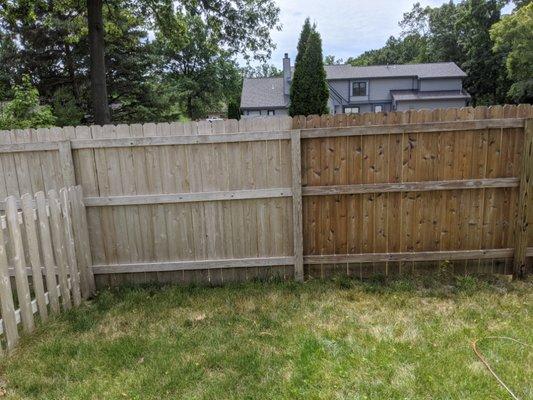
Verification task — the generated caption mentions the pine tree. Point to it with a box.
[227,100,241,120]
[289,18,313,116]
[290,27,329,116]
[294,18,312,67]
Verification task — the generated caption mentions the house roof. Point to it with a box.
[240,62,468,109]
[240,77,288,109]
[391,90,471,101]
[324,62,467,80]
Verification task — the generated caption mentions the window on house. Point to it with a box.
[267,110,275,116]
[374,105,383,113]
[344,107,360,114]
[352,81,367,96]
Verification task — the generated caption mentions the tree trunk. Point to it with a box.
[87,0,110,125]
[64,43,81,103]
[187,96,194,119]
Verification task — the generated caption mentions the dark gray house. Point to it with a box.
[240,54,470,117]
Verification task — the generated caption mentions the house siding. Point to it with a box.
[368,78,415,101]
[419,78,462,92]
[396,99,468,111]
[242,108,289,118]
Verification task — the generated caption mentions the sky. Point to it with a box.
[262,0,514,68]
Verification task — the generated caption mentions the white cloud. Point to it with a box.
[257,0,455,67]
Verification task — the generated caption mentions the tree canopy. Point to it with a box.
[289,23,329,116]
[490,2,533,102]
[0,0,281,127]
[0,76,56,130]
[347,0,530,105]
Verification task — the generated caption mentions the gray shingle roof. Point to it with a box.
[240,78,288,109]
[391,90,471,101]
[240,62,467,109]
[324,62,466,80]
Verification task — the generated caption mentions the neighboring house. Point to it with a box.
[240,54,470,117]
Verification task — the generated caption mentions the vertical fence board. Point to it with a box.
[48,190,72,310]
[5,196,34,333]
[20,194,48,321]
[0,220,19,350]
[514,119,533,277]
[60,188,82,306]
[292,130,304,282]
[58,140,76,187]
[35,191,60,313]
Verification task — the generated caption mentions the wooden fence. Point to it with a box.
[0,186,94,353]
[0,104,531,287]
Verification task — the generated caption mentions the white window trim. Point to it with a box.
[344,106,360,114]
[351,80,368,97]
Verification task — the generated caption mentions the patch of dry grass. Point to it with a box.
[0,276,531,399]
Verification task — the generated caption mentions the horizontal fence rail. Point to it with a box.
[0,105,531,288]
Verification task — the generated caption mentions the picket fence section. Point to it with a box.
[0,105,531,289]
[0,186,94,354]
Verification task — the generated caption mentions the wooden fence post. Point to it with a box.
[5,196,35,333]
[48,190,72,310]
[0,217,19,351]
[514,118,533,278]
[58,140,76,187]
[291,130,304,282]
[69,186,96,296]
[60,188,82,306]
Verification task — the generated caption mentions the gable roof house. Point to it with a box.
[240,54,470,117]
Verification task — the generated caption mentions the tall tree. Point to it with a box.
[295,18,312,67]
[289,19,313,116]
[87,0,110,124]
[491,2,533,102]
[290,28,329,116]
[243,64,282,78]
[348,0,512,105]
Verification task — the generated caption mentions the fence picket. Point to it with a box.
[21,193,48,321]
[60,188,82,306]
[0,220,19,351]
[47,190,72,310]
[5,196,34,333]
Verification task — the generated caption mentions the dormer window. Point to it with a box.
[352,81,367,96]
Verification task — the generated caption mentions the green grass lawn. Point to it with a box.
[1,275,531,399]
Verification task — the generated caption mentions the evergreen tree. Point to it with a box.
[294,18,312,67]
[289,18,312,116]
[227,100,241,120]
[290,28,329,116]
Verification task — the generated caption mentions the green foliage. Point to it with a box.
[243,64,283,78]
[348,0,518,105]
[227,100,241,120]
[324,55,344,65]
[0,33,17,100]
[0,77,56,130]
[0,0,280,126]
[491,2,533,102]
[295,18,312,67]
[290,23,329,116]
[347,34,429,66]
[51,87,85,127]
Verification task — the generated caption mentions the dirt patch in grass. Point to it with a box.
[1,276,531,399]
